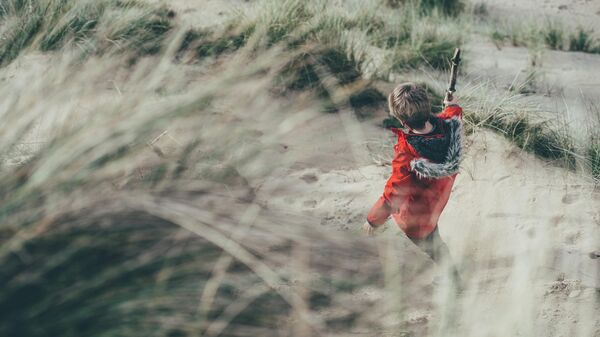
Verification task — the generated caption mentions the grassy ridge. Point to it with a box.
[586,103,600,179]
[1,0,595,171]
[490,19,600,54]
[179,0,463,70]
[461,88,577,167]
[458,80,600,180]
[176,0,463,114]
[188,0,595,175]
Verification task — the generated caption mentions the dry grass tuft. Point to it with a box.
[460,83,578,167]
[489,19,600,54]
[176,0,463,112]
[0,44,392,336]
[585,103,600,181]
[0,0,173,66]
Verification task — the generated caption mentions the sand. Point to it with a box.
[478,0,600,31]
[207,1,600,333]
[250,101,600,334]
[465,35,600,132]
[461,0,600,134]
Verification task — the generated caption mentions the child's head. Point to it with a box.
[388,83,431,130]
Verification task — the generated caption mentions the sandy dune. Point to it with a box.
[465,35,600,131]
[479,0,600,31]
[252,101,600,334]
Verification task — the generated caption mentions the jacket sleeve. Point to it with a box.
[368,168,411,227]
[367,136,415,227]
[383,148,414,205]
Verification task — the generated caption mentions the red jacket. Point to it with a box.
[367,105,463,239]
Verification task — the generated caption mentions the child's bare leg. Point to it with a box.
[412,227,462,287]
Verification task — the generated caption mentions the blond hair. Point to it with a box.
[388,83,432,129]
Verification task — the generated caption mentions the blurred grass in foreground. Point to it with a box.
[0,0,173,66]
[0,44,395,336]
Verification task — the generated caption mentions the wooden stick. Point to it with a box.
[444,48,461,103]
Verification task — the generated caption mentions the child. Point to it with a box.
[363,82,463,284]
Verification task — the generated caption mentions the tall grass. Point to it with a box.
[568,28,600,53]
[176,0,588,171]
[0,45,391,336]
[588,142,600,180]
[585,103,600,181]
[378,6,462,72]
[0,0,173,66]
[543,21,565,50]
[2,45,597,337]
[489,19,600,54]
[459,83,577,166]
[386,0,464,16]
[174,0,462,115]
[182,0,463,70]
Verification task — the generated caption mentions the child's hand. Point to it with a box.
[444,93,459,107]
[362,221,376,236]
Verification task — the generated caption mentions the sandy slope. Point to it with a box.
[479,0,600,31]
[106,0,600,334]
[464,36,600,134]
[255,109,600,335]
[465,0,600,130]
[147,0,253,28]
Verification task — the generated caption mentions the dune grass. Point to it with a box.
[585,103,600,181]
[456,83,578,166]
[1,0,463,113]
[0,49,360,336]
[0,0,173,66]
[588,143,600,180]
[385,0,464,15]
[175,0,585,170]
[0,1,463,332]
[376,79,581,170]
[542,21,565,50]
[489,19,600,54]
[568,28,600,53]
[176,0,462,114]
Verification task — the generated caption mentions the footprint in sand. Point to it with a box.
[561,193,578,205]
[550,215,564,227]
[300,173,318,183]
[564,231,581,245]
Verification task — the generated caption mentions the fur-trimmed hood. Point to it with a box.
[405,116,463,179]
